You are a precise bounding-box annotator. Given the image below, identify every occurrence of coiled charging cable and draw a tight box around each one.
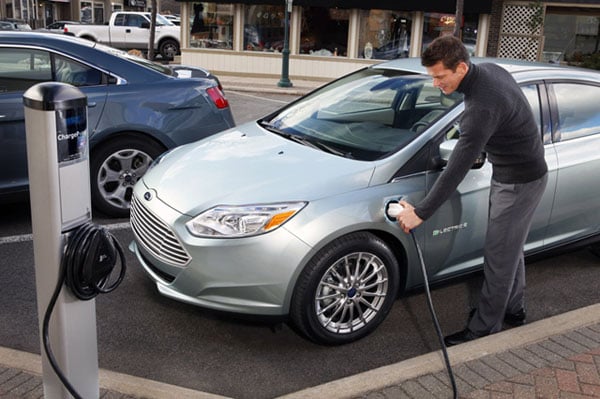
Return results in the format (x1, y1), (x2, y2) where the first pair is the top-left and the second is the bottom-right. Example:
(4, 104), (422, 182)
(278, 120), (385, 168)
(387, 202), (458, 399)
(42, 222), (126, 399)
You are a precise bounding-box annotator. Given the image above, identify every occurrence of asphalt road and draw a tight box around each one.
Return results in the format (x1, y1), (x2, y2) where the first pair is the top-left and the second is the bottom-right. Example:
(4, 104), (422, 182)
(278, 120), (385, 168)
(0, 91), (599, 399)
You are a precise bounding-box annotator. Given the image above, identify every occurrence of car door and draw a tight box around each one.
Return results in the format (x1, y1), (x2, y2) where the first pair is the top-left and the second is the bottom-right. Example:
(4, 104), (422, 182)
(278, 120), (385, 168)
(123, 14), (150, 49)
(420, 82), (557, 279)
(544, 80), (600, 244)
(0, 48), (53, 194)
(0, 47), (108, 195)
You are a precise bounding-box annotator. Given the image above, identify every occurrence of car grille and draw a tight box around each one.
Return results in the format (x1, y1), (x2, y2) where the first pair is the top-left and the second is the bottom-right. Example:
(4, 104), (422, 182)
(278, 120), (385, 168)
(130, 195), (191, 267)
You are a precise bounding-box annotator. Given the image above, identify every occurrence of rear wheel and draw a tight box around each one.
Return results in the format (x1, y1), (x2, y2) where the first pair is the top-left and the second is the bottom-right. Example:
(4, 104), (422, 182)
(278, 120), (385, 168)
(290, 232), (400, 345)
(90, 136), (165, 217)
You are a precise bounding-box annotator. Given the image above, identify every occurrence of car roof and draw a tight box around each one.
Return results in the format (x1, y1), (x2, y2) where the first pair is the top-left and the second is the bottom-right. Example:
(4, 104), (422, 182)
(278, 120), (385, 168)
(0, 31), (167, 83)
(372, 57), (600, 82)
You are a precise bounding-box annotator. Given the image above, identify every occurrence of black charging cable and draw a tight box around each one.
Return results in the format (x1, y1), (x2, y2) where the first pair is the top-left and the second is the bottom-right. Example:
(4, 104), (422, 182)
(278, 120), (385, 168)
(410, 229), (458, 399)
(42, 222), (126, 399)
(387, 202), (457, 399)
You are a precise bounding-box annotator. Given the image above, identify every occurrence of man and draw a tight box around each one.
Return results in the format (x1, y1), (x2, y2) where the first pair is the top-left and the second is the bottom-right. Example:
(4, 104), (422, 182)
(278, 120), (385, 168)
(397, 35), (548, 346)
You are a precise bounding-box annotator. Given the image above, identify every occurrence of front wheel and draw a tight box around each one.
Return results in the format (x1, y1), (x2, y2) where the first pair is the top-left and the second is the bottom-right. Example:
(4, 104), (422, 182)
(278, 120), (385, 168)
(159, 39), (179, 60)
(290, 232), (400, 345)
(90, 136), (165, 217)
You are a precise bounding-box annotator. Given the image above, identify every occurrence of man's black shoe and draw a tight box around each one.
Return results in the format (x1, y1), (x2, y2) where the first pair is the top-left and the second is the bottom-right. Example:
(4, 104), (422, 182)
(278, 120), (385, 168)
(443, 328), (485, 347)
(504, 309), (526, 326)
(468, 308), (526, 326)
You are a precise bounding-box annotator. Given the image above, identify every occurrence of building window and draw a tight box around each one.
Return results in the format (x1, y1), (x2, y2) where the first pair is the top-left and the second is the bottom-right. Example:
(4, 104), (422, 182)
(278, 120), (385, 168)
(94, 2), (104, 23)
(190, 2), (234, 50)
(112, 3), (123, 12)
(358, 10), (411, 60)
(80, 1), (92, 23)
(243, 5), (285, 52)
(300, 7), (349, 56)
(543, 9), (599, 64)
(79, 1), (105, 23)
(423, 12), (478, 55)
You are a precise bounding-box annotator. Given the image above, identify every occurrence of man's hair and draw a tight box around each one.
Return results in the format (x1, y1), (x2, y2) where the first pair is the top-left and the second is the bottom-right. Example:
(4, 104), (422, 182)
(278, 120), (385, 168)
(421, 35), (470, 70)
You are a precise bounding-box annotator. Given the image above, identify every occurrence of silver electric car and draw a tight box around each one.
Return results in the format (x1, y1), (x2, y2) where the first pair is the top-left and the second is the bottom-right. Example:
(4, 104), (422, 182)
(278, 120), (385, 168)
(130, 58), (600, 345)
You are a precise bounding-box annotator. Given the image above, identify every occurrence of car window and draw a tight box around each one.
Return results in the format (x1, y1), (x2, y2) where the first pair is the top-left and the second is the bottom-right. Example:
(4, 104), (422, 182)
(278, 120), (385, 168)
(126, 15), (145, 27)
(520, 84), (542, 137)
(263, 69), (462, 161)
(54, 55), (103, 87)
(552, 83), (600, 141)
(113, 14), (126, 26)
(0, 48), (51, 93)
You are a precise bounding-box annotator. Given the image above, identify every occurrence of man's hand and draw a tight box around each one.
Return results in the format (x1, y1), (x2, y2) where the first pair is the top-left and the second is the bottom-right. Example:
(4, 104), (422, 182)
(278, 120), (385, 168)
(397, 200), (423, 234)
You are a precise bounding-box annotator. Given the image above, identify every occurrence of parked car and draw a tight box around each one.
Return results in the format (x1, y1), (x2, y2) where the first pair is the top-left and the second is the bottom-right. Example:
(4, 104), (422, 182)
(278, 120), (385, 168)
(0, 19), (32, 31)
(163, 15), (181, 26)
(0, 31), (234, 217)
(36, 20), (81, 33)
(129, 58), (600, 345)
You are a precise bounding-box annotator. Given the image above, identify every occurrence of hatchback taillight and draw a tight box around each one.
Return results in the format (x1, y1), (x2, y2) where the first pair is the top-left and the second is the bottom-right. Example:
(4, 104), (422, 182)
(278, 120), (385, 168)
(206, 86), (229, 109)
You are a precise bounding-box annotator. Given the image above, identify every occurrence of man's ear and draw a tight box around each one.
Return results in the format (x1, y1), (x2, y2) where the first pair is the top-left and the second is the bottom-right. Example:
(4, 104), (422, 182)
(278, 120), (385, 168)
(456, 61), (469, 77)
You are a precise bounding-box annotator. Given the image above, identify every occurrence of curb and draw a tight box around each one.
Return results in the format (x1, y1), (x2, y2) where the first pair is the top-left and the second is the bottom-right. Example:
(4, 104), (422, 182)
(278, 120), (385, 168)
(0, 346), (229, 399)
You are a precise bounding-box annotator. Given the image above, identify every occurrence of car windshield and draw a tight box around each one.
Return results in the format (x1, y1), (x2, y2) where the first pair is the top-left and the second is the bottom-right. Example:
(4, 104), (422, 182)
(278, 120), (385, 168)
(261, 68), (463, 161)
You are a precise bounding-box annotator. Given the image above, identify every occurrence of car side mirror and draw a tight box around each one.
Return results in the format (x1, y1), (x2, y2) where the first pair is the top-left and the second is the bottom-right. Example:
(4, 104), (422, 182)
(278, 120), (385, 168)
(439, 139), (486, 169)
(141, 21), (150, 29)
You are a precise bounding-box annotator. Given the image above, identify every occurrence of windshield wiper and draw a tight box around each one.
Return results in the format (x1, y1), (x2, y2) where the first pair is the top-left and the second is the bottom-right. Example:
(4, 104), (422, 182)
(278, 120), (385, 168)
(259, 120), (353, 158)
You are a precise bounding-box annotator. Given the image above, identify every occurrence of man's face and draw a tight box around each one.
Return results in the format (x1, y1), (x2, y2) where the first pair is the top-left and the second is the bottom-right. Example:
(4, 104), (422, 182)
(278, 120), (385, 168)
(426, 61), (468, 95)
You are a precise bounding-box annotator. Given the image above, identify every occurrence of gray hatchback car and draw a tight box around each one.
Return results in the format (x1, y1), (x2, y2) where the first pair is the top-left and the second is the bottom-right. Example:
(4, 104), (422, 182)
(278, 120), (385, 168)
(130, 58), (600, 345)
(0, 31), (234, 216)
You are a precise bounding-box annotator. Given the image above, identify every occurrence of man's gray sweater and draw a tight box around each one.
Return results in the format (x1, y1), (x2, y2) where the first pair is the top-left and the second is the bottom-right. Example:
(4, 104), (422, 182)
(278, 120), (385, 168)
(414, 62), (548, 221)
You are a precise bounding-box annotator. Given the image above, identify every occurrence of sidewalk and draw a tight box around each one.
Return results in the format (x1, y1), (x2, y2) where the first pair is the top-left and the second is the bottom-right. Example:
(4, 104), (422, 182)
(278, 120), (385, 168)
(217, 74), (326, 96)
(2, 304), (600, 398)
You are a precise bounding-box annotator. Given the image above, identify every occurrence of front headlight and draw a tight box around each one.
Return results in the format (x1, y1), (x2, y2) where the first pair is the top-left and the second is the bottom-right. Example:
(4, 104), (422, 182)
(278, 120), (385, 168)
(186, 202), (307, 238)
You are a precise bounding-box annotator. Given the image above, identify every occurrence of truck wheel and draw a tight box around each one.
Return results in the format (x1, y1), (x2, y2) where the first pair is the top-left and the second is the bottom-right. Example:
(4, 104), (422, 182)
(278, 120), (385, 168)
(290, 232), (400, 345)
(90, 136), (165, 217)
(159, 39), (179, 60)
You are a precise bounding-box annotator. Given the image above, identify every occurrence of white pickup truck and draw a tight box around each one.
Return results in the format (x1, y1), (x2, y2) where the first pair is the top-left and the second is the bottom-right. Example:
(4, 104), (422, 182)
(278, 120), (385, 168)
(63, 12), (180, 59)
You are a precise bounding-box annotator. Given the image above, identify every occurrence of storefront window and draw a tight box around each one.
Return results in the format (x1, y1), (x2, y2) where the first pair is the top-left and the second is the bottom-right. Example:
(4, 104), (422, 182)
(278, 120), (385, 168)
(94, 2), (104, 24)
(80, 1), (92, 23)
(244, 5), (285, 52)
(543, 10), (599, 63)
(358, 10), (411, 60)
(190, 2), (233, 50)
(423, 12), (478, 55)
(300, 7), (349, 56)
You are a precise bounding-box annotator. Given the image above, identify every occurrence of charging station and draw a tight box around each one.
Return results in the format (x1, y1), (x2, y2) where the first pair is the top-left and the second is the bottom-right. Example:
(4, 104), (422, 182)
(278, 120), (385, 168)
(24, 82), (99, 398)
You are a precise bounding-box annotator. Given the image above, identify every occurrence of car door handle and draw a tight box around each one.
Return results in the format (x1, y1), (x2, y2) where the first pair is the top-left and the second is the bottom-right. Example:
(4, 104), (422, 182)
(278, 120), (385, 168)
(126, 29), (131, 33)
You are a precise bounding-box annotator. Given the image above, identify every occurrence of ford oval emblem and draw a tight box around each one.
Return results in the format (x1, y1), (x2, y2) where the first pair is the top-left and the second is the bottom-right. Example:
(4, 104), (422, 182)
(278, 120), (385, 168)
(144, 191), (153, 201)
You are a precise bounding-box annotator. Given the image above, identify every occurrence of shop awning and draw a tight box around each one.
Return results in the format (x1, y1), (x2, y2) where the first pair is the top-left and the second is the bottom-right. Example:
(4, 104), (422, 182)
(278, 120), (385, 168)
(176, 0), (493, 14)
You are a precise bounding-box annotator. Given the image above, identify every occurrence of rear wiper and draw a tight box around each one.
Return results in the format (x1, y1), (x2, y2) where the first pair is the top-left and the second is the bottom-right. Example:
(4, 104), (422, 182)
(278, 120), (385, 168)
(259, 120), (353, 158)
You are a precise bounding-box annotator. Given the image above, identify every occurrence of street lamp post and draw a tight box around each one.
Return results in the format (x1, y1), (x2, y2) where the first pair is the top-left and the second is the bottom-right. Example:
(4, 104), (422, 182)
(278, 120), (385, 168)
(278, 0), (293, 88)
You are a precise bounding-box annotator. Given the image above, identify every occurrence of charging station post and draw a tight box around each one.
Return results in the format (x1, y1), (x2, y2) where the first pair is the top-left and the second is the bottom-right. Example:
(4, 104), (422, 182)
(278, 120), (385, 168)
(24, 82), (99, 398)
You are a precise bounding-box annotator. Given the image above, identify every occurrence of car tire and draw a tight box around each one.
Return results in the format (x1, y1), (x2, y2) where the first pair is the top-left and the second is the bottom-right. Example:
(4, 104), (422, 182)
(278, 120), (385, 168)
(290, 232), (400, 345)
(159, 39), (179, 60)
(90, 136), (165, 217)
(590, 243), (600, 258)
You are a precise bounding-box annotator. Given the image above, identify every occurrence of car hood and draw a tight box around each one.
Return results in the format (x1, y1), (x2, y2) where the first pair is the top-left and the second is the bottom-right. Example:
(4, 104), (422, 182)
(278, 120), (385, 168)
(142, 124), (375, 215)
